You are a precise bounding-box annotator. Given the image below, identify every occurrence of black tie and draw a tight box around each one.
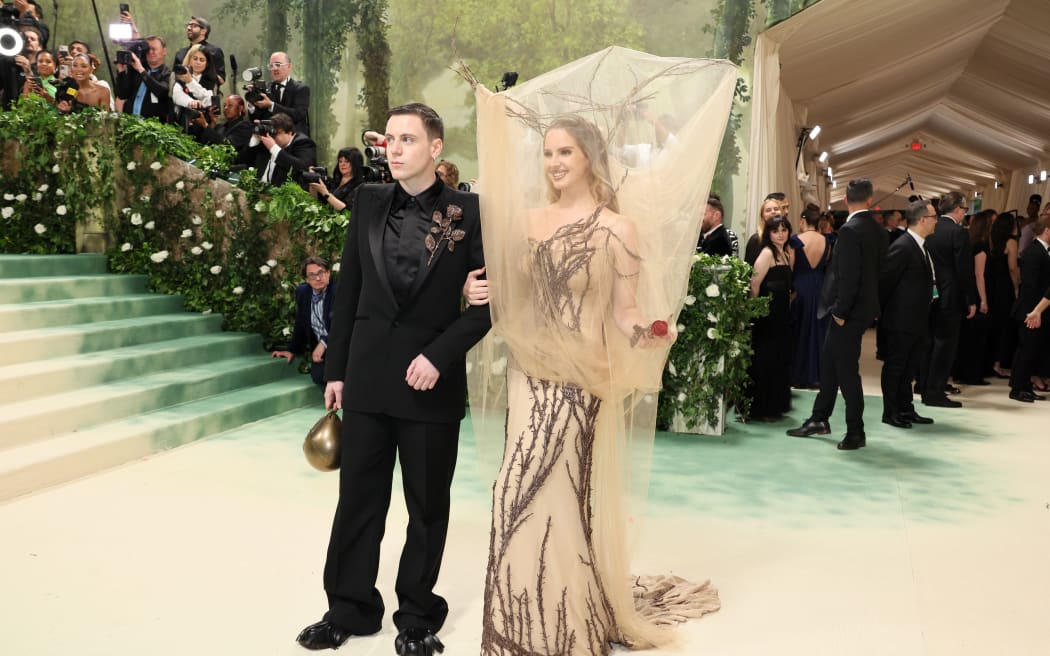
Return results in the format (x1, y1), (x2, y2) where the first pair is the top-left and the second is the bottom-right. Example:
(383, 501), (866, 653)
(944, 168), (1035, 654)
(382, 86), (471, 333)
(274, 83), (284, 103)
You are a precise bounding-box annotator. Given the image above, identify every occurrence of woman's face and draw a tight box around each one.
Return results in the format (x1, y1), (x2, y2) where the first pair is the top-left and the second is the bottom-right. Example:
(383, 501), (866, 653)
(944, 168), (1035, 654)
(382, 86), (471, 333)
(338, 156), (352, 177)
(189, 51), (207, 75)
(762, 200), (781, 222)
(543, 128), (590, 195)
(35, 52), (56, 77)
(70, 56), (92, 82)
(770, 225), (789, 246)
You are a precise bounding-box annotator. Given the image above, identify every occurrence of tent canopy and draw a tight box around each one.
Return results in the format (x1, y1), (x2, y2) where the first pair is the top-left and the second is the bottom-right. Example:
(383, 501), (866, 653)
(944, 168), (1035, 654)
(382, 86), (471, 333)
(748, 0), (1050, 228)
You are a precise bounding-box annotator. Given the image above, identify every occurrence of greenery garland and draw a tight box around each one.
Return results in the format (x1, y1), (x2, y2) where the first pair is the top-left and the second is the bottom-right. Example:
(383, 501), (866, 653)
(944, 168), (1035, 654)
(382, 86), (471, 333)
(657, 253), (769, 431)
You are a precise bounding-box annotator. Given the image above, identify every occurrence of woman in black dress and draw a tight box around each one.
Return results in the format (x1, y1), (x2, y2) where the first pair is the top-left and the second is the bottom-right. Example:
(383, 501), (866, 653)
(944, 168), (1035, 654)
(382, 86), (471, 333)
(985, 212), (1021, 377)
(308, 147), (364, 212)
(953, 210), (993, 385)
(747, 216), (794, 420)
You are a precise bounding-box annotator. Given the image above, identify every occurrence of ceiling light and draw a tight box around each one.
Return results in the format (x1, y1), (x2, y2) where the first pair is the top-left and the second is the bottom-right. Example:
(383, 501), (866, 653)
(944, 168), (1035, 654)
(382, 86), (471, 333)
(819, 151), (828, 163)
(827, 166), (833, 178)
(1042, 170), (1048, 182)
(808, 125), (821, 140)
(1029, 174), (1035, 184)
(832, 180), (837, 189)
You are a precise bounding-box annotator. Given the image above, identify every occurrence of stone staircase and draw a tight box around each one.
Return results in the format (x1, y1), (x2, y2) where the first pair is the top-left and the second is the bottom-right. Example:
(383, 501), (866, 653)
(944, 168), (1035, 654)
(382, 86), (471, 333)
(0, 254), (318, 501)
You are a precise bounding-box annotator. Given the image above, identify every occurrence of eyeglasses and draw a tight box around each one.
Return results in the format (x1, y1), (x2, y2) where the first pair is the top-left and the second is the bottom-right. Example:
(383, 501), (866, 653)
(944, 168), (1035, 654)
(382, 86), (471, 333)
(268, 62), (287, 69)
(306, 271), (329, 280)
(960, 206), (969, 212)
(186, 22), (201, 28)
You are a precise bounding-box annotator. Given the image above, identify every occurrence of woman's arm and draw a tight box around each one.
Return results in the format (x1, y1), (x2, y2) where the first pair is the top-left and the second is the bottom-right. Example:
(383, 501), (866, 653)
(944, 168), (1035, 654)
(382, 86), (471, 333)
(1007, 240), (1020, 294)
(608, 217), (672, 346)
(974, 250), (988, 313)
(750, 248), (772, 298)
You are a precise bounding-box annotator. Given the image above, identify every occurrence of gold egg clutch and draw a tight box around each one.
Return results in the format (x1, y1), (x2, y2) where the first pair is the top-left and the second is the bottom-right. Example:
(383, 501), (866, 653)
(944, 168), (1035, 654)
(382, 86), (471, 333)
(303, 409), (342, 471)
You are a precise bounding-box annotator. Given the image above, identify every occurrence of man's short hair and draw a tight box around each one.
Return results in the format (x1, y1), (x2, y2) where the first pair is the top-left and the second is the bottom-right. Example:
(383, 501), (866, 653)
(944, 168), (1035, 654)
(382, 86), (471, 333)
(765, 191), (786, 201)
(145, 35), (166, 48)
(271, 112), (295, 134)
(845, 178), (873, 204)
(1029, 194), (1042, 206)
(938, 191), (966, 215)
(706, 193), (724, 216)
(388, 102), (444, 141)
(302, 256), (330, 277)
(69, 39), (90, 52)
(800, 208), (820, 227)
(191, 16), (211, 38)
(905, 199), (929, 226)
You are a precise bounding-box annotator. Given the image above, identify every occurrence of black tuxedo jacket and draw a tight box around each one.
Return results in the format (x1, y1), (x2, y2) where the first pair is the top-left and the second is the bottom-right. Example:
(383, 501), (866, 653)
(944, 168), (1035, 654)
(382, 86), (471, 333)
(878, 232), (933, 335)
(926, 216), (977, 314)
(820, 210), (887, 324)
(116, 65), (173, 123)
(236, 133), (317, 187)
(195, 118), (253, 153)
(324, 182), (491, 423)
(1011, 239), (1050, 321)
(698, 224), (734, 257)
(284, 281), (337, 354)
(253, 79), (311, 136)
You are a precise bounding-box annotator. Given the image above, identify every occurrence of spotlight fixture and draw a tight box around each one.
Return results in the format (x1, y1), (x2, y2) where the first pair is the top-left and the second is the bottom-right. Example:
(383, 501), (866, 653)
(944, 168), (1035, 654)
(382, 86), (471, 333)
(827, 166), (833, 178)
(819, 151), (828, 163)
(808, 125), (821, 140)
(1042, 170), (1048, 182)
(1029, 174), (1035, 184)
(795, 126), (823, 167)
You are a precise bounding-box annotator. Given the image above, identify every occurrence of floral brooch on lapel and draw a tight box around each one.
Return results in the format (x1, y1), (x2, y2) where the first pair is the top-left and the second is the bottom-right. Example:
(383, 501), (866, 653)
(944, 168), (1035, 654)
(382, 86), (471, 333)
(425, 203), (466, 266)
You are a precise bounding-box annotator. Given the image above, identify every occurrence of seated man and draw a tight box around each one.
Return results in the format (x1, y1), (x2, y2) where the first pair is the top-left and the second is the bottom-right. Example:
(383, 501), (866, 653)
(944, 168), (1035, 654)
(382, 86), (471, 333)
(235, 112), (316, 187)
(191, 94), (252, 153)
(271, 257), (338, 386)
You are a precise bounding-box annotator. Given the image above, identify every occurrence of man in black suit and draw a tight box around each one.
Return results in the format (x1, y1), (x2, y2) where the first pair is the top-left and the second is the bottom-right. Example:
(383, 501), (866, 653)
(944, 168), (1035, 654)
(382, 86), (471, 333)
(877, 200), (938, 428)
(271, 257), (337, 386)
(235, 112), (316, 187)
(248, 51), (311, 136)
(190, 94), (253, 154)
(788, 178), (887, 450)
(115, 36), (172, 123)
(697, 193), (738, 257)
(173, 16), (226, 87)
(919, 191), (977, 408)
(1008, 216), (1050, 402)
(296, 103), (490, 655)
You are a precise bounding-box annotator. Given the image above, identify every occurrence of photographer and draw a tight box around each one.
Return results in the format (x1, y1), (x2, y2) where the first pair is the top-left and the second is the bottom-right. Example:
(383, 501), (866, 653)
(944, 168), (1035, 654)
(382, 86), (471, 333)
(12, 0), (48, 47)
(235, 112), (316, 187)
(172, 44), (219, 131)
(246, 51), (310, 136)
(115, 35), (171, 122)
(192, 94), (251, 153)
(308, 147), (363, 212)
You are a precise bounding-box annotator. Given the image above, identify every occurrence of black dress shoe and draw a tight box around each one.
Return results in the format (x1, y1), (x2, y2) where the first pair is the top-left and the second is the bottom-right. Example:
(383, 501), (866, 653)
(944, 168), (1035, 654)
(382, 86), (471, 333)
(944, 384), (962, 395)
(395, 628), (444, 655)
(923, 396), (962, 408)
(900, 411), (934, 425)
(837, 433), (866, 450)
(786, 418), (831, 437)
(882, 415), (912, 429)
(1010, 390), (1037, 403)
(297, 620), (352, 651)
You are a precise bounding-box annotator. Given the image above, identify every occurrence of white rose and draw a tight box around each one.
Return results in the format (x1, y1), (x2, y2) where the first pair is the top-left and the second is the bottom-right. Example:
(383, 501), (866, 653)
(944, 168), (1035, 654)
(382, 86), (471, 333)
(266, 259), (277, 268)
(707, 312), (718, 323)
(282, 327), (292, 337)
(1, 207), (13, 219)
(175, 180), (185, 190)
(126, 161), (137, 170)
(52, 164), (60, 173)
(3, 193), (13, 200)
(121, 242), (132, 252)
(202, 241), (213, 250)
(55, 189), (64, 196)
(232, 286), (244, 295)
(677, 323), (686, 333)
(181, 229), (193, 238)
(254, 201), (266, 212)
(729, 347), (740, 357)
(491, 357), (507, 376)
(210, 265), (222, 275)
(15, 194), (26, 202)
(139, 195), (150, 202)
(668, 361), (677, 376)
(150, 161), (162, 170)
(56, 205), (67, 216)
(149, 250), (169, 263)
(677, 392), (687, 402)
(130, 213), (142, 225)
(144, 221), (155, 230)
(332, 262), (340, 272)
(224, 193), (234, 203)
(259, 265), (271, 275)
(215, 209), (225, 218)
(705, 283), (720, 298)
(122, 207), (131, 215)
(692, 253), (702, 263)
(684, 295), (696, 306)
(33, 192), (42, 201)
(190, 246), (203, 255)
(191, 215), (202, 225)
(707, 328), (719, 340)
(38, 184), (49, 192)
(33, 223), (47, 234)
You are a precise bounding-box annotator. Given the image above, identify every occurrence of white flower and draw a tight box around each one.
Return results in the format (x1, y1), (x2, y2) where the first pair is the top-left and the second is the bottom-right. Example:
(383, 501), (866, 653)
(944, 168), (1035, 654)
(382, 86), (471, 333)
(33, 192), (42, 201)
(259, 264), (271, 275)
(254, 201), (266, 212)
(232, 286), (244, 295)
(683, 295), (696, 306)
(282, 327), (292, 337)
(149, 250), (169, 263)
(332, 262), (340, 273)
(56, 205), (67, 216)
(224, 193), (234, 203)
(144, 221), (155, 230)
(692, 253), (702, 263)
(191, 215), (202, 225)
(677, 323), (686, 333)
(52, 164), (60, 173)
(1, 207), (13, 219)
(705, 283), (720, 298)
(266, 259), (277, 268)
(668, 361), (677, 376)
(121, 242), (132, 252)
(175, 180), (185, 190)
(38, 184), (49, 192)
(707, 328), (719, 340)
(190, 246), (203, 255)
(122, 207), (131, 215)
(139, 195), (150, 202)
(3, 193), (13, 200)
(729, 347), (740, 357)
(130, 213), (143, 225)
(707, 312), (718, 323)
(33, 223), (47, 234)
(126, 161), (137, 170)
(280, 281), (290, 289)
(215, 209), (225, 218)
(201, 241), (213, 250)
(677, 392), (687, 402)
(181, 229), (193, 238)
(491, 357), (507, 376)
(210, 265), (222, 275)
(202, 309), (212, 315)
(55, 189), (64, 196)
(150, 161), (162, 170)
(15, 193), (26, 202)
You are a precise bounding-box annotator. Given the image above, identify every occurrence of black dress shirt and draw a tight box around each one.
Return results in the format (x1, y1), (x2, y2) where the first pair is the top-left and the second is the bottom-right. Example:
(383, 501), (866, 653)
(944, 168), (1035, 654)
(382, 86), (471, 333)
(383, 176), (445, 305)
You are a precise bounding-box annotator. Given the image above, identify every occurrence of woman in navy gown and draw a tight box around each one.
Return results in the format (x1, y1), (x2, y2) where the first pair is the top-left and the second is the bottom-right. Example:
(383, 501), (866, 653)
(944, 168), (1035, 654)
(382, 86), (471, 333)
(789, 209), (831, 389)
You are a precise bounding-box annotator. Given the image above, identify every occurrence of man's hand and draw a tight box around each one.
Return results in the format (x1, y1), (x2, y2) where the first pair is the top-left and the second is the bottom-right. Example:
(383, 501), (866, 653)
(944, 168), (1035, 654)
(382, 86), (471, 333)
(1025, 311), (1042, 330)
(258, 133), (277, 150)
(13, 55), (30, 72)
(130, 52), (145, 74)
(966, 304), (977, 320)
(833, 315), (845, 327)
(312, 342), (326, 363)
(324, 381), (344, 410)
(405, 354), (440, 391)
(271, 350), (294, 363)
(463, 267), (488, 305)
(255, 93), (273, 109)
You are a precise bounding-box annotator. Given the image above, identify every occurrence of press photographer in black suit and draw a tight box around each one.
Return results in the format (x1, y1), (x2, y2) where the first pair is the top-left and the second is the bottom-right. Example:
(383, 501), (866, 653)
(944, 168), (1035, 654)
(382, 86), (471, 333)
(878, 200), (938, 428)
(190, 94), (252, 154)
(248, 51), (310, 137)
(1008, 215), (1050, 402)
(235, 112), (316, 187)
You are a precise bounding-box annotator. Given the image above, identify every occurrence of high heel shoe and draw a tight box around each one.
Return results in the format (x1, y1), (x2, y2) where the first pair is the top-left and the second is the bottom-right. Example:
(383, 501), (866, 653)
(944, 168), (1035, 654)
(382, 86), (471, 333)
(991, 365), (1010, 379)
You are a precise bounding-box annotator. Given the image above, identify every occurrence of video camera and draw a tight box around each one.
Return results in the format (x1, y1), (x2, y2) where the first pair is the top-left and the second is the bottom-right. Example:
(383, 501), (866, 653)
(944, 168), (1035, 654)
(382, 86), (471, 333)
(182, 94), (216, 121)
(302, 167), (327, 184)
(361, 143), (392, 184)
(241, 67), (267, 103)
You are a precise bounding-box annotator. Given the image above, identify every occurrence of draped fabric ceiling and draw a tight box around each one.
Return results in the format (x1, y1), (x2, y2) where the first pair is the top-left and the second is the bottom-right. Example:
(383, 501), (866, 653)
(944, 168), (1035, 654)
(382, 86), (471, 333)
(746, 0), (1050, 236)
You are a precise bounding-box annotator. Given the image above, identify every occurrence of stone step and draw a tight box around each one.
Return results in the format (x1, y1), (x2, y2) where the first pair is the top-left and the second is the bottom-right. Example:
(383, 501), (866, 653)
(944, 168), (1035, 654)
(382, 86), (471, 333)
(0, 313), (224, 367)
(0, 354), (294, 447)
(0, 294), (186, 333)
(0, 378), (320, 501)
(0, 274), (148, 304)
(0, 254), (108, 278)
(0, 333), (264, 403)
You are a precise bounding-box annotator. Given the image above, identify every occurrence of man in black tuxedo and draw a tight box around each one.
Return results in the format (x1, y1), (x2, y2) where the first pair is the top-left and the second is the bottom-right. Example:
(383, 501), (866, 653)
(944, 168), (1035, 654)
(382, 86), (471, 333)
(1008, 216), (1050, 402)
(919, 191), (977, 408)
(235, 112), (316, 187)
(877, 200), (938, 428)
(271, 257), (337, 386)
(248, 51), (311, 136)
(788, 178), (887, 450)
(697, 193), (738, 256)
(296, 103), (490, 655)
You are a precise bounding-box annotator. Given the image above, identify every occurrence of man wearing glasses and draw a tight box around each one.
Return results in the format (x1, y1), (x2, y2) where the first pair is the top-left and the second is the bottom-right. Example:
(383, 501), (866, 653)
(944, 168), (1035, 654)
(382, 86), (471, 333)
(173, 16), (226, 87)
(272, 257), (338, 386)
(249, 51), (311, 137)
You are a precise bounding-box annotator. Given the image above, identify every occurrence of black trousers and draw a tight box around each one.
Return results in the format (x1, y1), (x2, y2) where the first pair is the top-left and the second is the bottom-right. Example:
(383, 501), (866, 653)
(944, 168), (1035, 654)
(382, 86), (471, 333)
(811, 319), (867, 434)
(1010, 321), (1048, 393)
(921, 301), (962, 400)
(323, 411), (460, 634)
(880, 329), (924, 418)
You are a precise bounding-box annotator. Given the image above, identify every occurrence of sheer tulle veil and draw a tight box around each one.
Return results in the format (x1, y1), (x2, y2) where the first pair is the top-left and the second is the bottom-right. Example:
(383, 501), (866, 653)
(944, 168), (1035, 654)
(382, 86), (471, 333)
(463, 47), (737, 646)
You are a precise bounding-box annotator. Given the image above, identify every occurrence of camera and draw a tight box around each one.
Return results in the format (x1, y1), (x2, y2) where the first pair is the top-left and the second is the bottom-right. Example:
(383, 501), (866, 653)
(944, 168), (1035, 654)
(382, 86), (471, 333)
(115, 38), (149, 66)
(253, 120), (275, 137)
(458, 182), (472, 192)
(360, 136), (391, 183)
(172, 63), (188, 76)
(302, 167), (327, 184)
(241, 66), (266, 103)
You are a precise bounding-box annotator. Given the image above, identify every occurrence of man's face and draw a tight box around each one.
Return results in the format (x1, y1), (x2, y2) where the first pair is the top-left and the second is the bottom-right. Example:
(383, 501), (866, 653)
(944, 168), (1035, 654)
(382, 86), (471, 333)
(304, 264), (329, 292)
(269, 53), (291, 83)
(886, 211), (900, 229)
(917, 204), (937, 237)
(274, 129), (294, 148)
(385, 114), (441, 185)
(223, 98), (244, 121)
(146, 39), (166, 69)
(69, 42), (88, 57)
(186, 19), (204, 43)
(20, 29), (41, 53)
(702, 204), (720, 231)
(778, 200), (789, 217)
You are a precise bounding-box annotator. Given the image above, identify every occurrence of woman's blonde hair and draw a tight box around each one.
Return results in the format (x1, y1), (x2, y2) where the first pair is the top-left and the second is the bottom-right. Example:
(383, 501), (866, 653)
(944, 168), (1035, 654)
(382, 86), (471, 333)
(182, 44), (206, 68)
(544, 115), (619, 213)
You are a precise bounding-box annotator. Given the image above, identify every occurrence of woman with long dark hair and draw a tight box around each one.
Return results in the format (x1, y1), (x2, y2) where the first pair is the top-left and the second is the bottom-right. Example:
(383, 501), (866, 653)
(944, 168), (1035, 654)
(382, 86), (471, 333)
(747, 215), (795, 419)
(952, 209), (993, 385)
(986, 212), (1021, 378)
(308, 147), (363, 212)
